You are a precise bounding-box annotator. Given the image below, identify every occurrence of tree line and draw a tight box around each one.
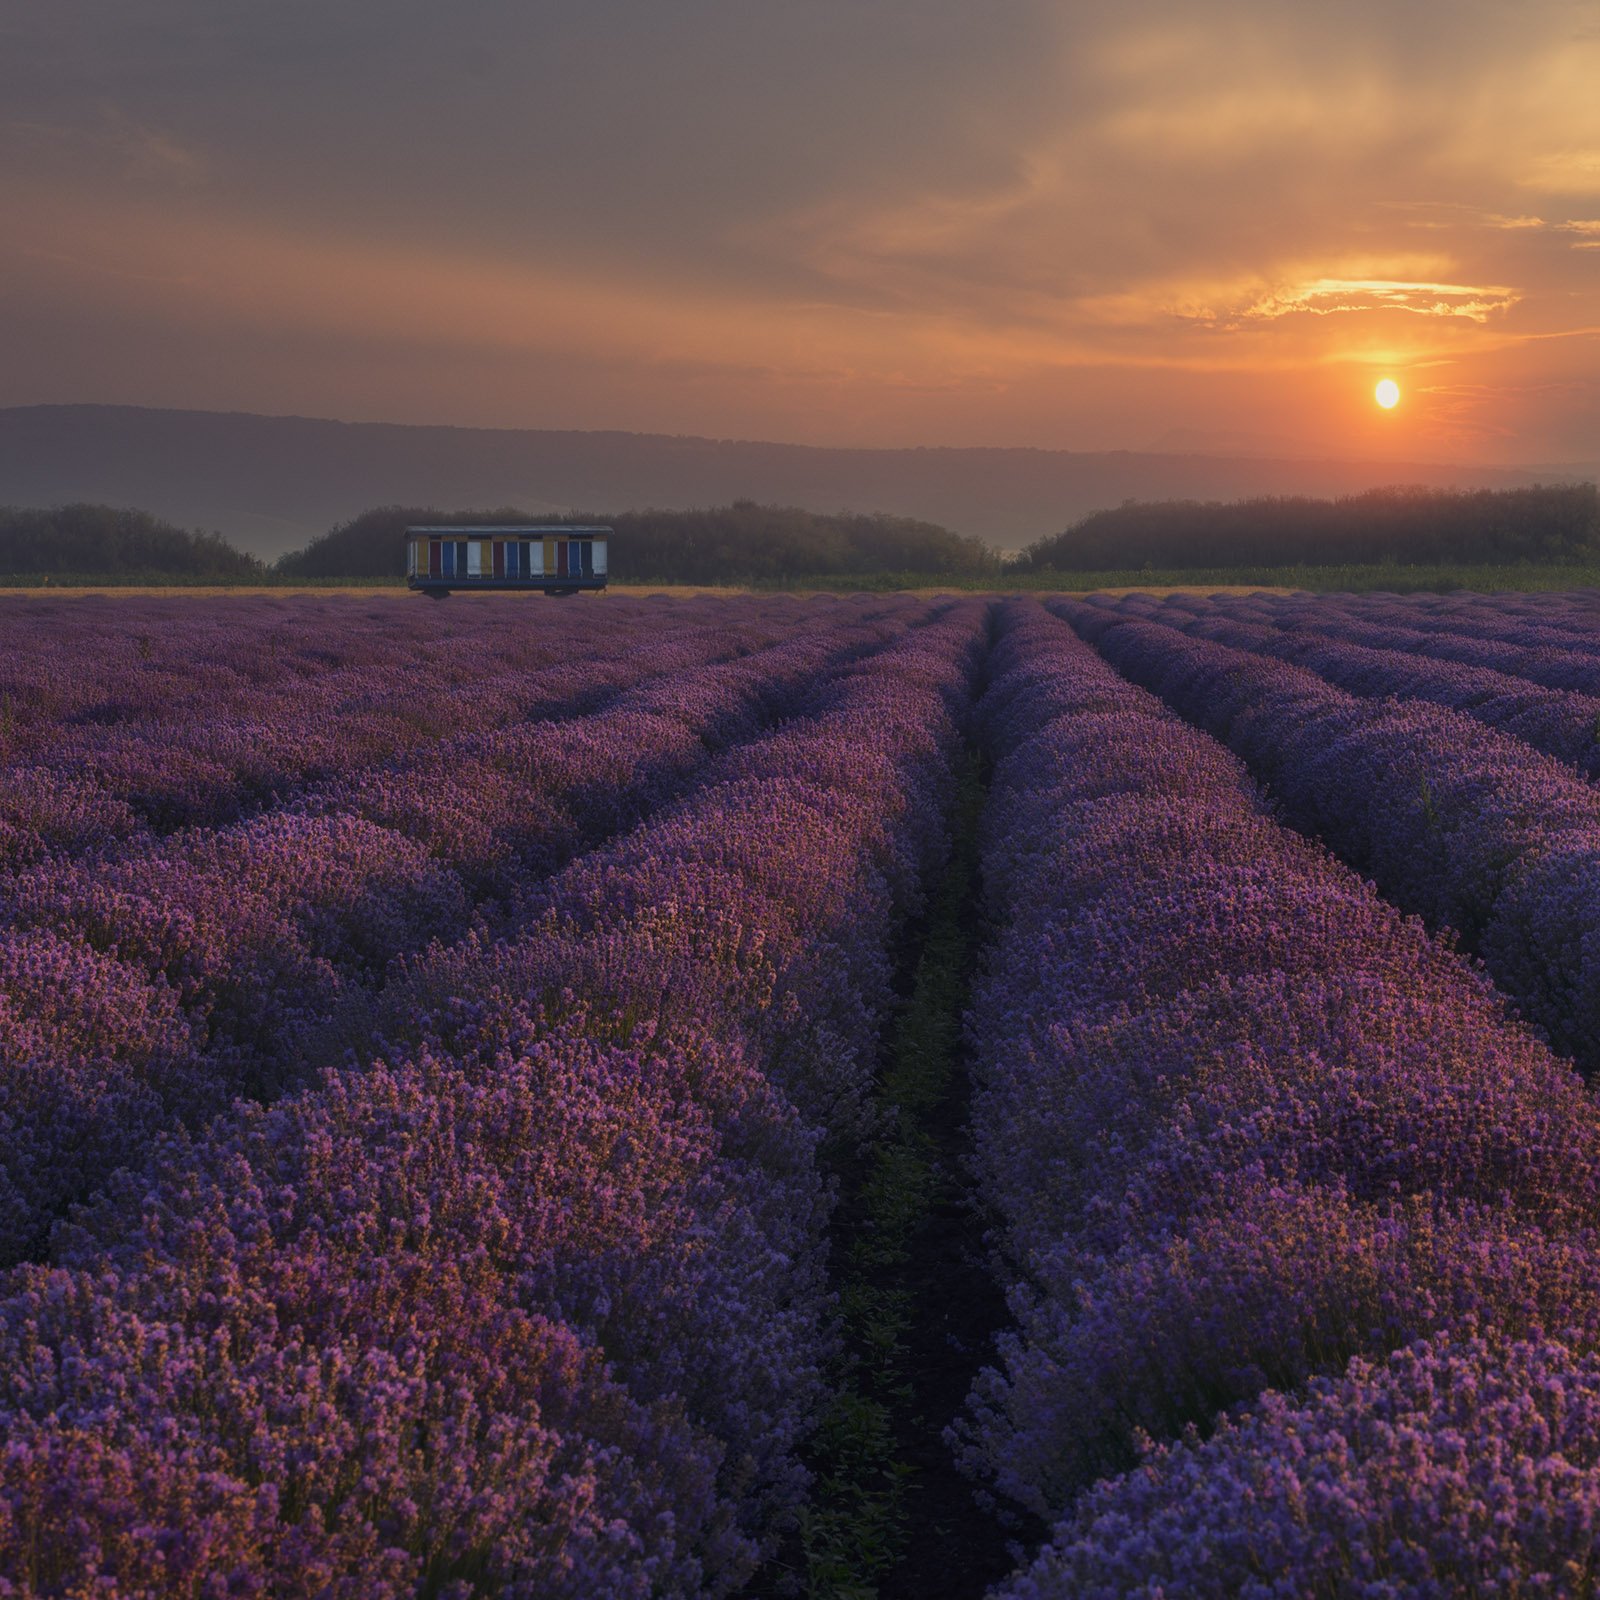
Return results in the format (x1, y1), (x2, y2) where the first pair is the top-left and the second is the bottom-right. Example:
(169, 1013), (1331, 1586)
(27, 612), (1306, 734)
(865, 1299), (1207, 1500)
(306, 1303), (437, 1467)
(274, 500), (1002, 581)
(1017, 483), (1600, 571)
(0, 505), (263, 579)
(4, 483), (1599, 581)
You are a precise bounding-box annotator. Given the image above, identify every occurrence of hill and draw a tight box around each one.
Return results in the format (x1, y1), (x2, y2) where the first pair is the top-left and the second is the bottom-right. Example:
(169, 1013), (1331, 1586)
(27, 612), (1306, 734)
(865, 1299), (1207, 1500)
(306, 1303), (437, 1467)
(277, 501), (998, 582)
(0, 404), (1580, 562)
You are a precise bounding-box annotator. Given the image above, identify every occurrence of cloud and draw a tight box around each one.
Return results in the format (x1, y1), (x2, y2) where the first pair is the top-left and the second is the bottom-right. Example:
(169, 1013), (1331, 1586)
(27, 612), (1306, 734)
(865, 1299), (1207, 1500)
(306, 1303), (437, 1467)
(1233, 278), (1522, 324)
(113, 115), (209, 184)
(1523, 150), (1600, 194)
(1387, 203), (1600, 248)
(6, 108), (209, 186)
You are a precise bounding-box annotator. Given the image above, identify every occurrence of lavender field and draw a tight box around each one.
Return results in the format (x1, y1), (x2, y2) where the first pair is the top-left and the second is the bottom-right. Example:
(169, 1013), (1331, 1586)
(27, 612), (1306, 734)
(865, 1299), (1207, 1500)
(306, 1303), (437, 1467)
(8, 588), (1600, 1597)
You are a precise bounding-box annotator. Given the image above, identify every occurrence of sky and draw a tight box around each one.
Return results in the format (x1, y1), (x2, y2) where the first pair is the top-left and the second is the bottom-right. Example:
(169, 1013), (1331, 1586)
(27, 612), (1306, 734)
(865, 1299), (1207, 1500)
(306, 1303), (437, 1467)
(3, 0), (1598, 465)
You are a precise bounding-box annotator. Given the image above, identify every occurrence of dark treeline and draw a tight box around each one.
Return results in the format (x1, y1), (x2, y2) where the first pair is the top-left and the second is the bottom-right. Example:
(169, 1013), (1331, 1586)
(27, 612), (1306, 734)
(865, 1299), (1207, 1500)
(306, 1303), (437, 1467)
(276, 500), (1001, 581)
(10, 483), (1600, 583)
(0, 504), (264, 578)
(1019, 483), (1600, 570)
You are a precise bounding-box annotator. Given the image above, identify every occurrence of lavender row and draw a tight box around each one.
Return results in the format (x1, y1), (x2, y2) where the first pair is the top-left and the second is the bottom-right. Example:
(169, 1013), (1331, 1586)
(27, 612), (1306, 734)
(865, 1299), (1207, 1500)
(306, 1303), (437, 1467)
(365, 601), (983, 1144)
(0, 593), (730, 744)
(1093, 590), (1600, 780)
(1096, 585), (1600, 658)
(0, 605), (925, 1268)
(321, 600), (925, 909)
(0, 595), (614, 831)
(1279, 594), (1600, 699)
(1308, 588), (1600, 654)
(1008, 1334), (1600, 1599)
(1059, 595), (1600, 1073)
(0, 603), (983, 1596)
(963, 601), (1600, 1596)
(0, 596), (847, 862)
(1111, 586), (1600, 699)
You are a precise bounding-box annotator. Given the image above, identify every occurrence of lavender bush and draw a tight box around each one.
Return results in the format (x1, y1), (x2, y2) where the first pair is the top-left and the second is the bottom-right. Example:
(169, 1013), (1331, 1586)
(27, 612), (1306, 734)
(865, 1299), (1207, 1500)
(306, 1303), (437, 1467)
(0, 600), (927, 1264)
(1160, 597), (1600, 779)
(0, 595), (984, 1594)
(16, 586), (1600, 1596)
(1059, 595), (1600, 1070)
(1000, 1334), (1600, 1599)
(963, 599), (1600, 1597)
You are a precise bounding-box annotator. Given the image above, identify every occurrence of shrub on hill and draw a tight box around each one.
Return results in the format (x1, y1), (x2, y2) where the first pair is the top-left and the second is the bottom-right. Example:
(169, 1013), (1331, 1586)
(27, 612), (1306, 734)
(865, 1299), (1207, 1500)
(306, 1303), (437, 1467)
(0, 505), (263, 578)
(1018, 483), (1600, 571)
(276, 500), (1002, 581)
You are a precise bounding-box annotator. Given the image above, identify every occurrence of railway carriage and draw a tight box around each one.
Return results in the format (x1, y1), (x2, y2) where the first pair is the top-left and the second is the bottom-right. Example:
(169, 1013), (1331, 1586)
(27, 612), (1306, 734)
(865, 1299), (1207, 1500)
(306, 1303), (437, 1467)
(406, 524), (610, 596)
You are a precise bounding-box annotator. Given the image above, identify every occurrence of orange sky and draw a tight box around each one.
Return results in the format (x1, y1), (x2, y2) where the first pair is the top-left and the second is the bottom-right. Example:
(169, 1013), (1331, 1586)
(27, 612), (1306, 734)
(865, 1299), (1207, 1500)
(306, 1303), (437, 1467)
(3, 1), (1598, 464)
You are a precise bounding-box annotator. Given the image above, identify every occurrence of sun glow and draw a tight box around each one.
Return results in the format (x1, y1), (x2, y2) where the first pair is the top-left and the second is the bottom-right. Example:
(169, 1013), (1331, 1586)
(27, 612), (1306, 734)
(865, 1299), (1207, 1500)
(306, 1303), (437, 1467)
(1375, 377), (1401, 409)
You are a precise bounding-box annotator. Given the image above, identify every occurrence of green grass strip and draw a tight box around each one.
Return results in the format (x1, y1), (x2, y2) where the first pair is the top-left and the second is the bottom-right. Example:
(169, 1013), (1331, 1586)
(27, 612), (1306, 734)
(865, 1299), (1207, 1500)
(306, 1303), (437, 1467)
(784, 751), (991, 1599)
(752, 562), (1600, 594)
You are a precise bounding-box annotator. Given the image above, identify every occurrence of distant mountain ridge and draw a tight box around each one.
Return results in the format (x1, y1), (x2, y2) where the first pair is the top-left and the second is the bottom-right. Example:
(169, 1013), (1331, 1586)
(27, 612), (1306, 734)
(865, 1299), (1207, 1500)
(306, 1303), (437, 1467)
(0, 403), (1581, 561)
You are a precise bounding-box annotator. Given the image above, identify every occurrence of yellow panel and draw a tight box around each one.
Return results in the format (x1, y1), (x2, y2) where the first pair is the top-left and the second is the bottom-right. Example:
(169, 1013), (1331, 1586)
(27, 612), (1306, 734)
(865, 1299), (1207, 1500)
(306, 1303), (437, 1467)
(544, 538), (556, 578)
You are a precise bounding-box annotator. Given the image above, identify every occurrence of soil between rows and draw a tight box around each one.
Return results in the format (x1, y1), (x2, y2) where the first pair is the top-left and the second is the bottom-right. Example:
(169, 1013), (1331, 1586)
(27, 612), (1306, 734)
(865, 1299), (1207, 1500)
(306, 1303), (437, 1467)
(768, 747), (1029, 1599)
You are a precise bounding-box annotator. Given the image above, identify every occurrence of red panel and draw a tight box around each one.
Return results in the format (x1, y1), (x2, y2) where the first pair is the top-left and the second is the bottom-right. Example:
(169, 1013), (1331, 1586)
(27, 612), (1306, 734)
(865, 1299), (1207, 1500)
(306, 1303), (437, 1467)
(429, 540), (441, 577)
(493, 540), (505, 577)
(557, 541), (569, 577)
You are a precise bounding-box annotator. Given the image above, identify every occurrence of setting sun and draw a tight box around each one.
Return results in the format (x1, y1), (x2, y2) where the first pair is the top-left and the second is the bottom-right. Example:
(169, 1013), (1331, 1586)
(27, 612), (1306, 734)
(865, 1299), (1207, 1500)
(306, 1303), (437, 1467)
(1375, 378), (1401, 409)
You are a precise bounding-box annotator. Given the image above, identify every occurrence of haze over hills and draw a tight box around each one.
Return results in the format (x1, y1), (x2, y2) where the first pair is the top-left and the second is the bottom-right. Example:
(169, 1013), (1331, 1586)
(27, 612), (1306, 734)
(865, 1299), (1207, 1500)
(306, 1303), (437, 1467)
(0, 404), (1589, 562)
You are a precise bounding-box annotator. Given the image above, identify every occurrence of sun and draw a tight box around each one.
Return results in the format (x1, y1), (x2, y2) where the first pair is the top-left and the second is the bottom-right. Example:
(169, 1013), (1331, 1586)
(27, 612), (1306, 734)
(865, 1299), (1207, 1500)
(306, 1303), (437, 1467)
(1375, 378), (1401, 409)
